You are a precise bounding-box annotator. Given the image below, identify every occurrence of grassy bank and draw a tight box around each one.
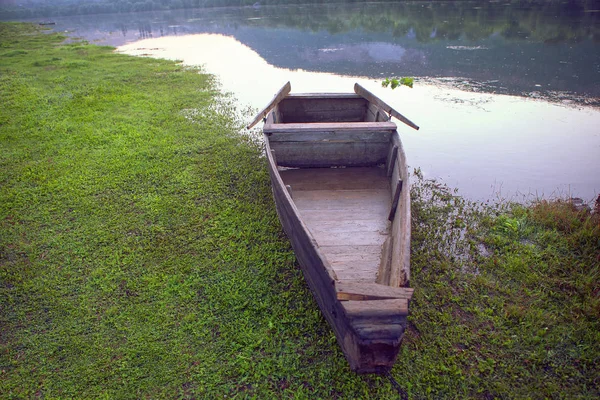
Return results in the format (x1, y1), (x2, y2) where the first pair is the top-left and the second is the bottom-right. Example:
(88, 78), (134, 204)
(1, 23), (598, 398)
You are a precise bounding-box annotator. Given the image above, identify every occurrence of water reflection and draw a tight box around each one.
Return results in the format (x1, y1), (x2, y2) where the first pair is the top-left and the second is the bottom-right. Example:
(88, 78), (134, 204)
(118, 34), (600, 202)
(33, 1), (600, 103)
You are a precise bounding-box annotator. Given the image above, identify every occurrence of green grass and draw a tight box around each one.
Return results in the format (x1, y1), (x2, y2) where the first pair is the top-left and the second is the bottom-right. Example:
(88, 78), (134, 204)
(1, 22), (599, 398)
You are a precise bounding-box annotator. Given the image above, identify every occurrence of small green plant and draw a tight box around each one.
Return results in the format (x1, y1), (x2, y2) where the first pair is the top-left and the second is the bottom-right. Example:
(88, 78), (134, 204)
(382, 77), (414, 89)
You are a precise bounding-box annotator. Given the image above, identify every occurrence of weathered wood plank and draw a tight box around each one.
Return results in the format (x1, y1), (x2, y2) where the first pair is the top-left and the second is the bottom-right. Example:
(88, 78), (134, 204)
(284, 93), (363, 99)
(264, 121), (397, 134)
(376, 105), (391, 122)
(354, 83), (420, 130)
(270, 149), (277, 166)
(351, 322), (405, 341)
(388, 179), (403, 221)
(269, 141), (389, 168)
(304, 219), (388, 235)
(280, 167), (389, 191)
(365, 103), (391, 123)
(309, 229), (387, 247)
(365, 103), (377, 122)
(300, 209), (388, 223)
(268, 130), (392, 143)
(336, 282), (414, 301)
(329, 260), (380, 283)
(342, 299), (409, 317)
(321, 244), (383, 284)
(279, 97), (368, 123)
(386, 145), (398, 177)
(319, 245), (382, 263)
(335, 272), (378, 282)
(329, 260), (380, 273)
(292, 189), (390, 212)
(247, 81), (291, 129)
(388, 133), (411, 287)
(376, 237), (392, 285)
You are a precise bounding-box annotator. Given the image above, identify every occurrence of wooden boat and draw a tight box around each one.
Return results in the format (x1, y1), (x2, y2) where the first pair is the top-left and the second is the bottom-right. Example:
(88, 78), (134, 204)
(248, 82), (419, 373)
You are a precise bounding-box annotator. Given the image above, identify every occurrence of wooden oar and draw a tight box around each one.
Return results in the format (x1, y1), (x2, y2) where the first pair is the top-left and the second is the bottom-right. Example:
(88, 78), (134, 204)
(246, 81), (291, 129)
(354, 83), (420, 131)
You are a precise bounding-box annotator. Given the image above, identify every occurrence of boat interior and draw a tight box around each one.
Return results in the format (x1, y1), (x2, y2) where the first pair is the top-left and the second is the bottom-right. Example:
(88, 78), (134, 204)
(265, 94), (410, 287)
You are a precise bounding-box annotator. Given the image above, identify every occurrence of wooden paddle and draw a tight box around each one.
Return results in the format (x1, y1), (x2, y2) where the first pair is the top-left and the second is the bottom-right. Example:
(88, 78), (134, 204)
(246, 81), (291, 129)
(354, 83), (420, 130)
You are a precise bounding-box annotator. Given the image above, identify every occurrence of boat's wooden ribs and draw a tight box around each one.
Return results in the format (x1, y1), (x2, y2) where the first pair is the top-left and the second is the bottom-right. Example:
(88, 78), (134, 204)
(386, 145), (398, 177)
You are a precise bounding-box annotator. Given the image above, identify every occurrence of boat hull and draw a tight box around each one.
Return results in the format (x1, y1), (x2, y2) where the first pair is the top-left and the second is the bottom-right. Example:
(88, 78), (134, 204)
(258, 88), (415, 373)
(264, 134), (411, 373)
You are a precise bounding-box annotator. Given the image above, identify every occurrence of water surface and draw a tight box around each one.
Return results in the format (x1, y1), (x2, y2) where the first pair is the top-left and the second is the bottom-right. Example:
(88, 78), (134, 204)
(119, 34), (600, 202)
(36, 1), (600, 103)
(20, 1), (600, 201)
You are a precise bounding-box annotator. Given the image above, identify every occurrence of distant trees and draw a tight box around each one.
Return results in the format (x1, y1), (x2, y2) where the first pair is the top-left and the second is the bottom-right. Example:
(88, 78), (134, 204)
(1, 0), (598, 47)
(4, 0), (361, 20)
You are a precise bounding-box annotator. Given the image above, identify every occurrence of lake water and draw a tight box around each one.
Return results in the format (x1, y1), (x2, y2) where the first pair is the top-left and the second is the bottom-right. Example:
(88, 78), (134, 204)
(29, 1), (600, 201)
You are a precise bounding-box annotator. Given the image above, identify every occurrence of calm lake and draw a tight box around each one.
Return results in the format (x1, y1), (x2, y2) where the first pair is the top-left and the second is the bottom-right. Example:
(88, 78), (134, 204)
(22, 1), (600, 201)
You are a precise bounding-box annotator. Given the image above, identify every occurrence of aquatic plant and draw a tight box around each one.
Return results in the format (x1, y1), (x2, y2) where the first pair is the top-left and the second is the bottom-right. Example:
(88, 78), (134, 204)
(382, 77), (414, 89)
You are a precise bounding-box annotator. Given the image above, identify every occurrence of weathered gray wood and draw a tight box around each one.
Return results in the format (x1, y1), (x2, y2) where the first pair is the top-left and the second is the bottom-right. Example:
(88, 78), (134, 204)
(365, 104), (376, 122)
(264, 121), (395, 168)
(274, 107), (282, 124)
(388, 133), (411, 287)
(321, 245), (383, 283)
(342, 299), (409, 317)
(328, 261), (379, 282)
(386, 145), (398, 177)
(388, 179), (403, 221)
(270, 149), (277, 166)
(354, 83), (420, 130)
(284, 167), (390, 281)
(262, 90), (412, 374)
(300, 209), (387, 224)
(304, 218), (387, 235)
(365, 103), (377, 122)
(284, 93), (363, 99)
(278, 97), (368, 123)
(310, 229), (386, 247)
(264, 121), (397, 134)
(319, 245), (382, 262)
(247, 81), (291, 129)
(269, 141), (389, 168)
(336, 282), (414, 301)
(280, 167), (389, 191)
(376, 237), (392, 285)
(292, 189), (390, 212)
(365, 103), (390, 123)
(268, 130), (392, 143)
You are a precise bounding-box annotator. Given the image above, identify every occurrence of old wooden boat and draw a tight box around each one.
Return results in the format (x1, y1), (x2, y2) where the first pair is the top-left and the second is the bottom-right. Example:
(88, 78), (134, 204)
(248, 82), (419, 373)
